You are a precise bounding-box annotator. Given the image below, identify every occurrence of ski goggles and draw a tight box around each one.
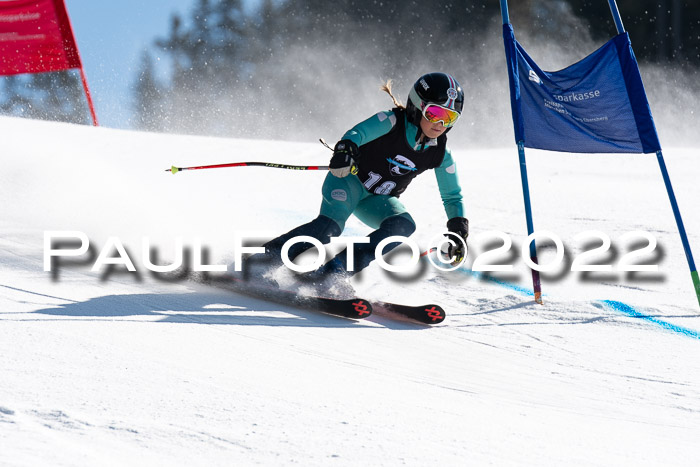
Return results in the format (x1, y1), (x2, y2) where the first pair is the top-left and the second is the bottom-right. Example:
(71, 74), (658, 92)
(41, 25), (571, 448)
(422, 104), (460, 127)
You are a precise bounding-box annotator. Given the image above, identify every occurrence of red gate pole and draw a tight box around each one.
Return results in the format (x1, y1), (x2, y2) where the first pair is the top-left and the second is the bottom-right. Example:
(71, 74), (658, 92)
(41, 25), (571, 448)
(79, 66), (99, 126)
(58, 0), (99, 126)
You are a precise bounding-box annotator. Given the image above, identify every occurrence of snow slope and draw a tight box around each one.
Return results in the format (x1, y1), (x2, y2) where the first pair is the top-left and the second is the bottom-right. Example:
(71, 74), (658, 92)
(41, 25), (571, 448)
(1, 115), (699, 466)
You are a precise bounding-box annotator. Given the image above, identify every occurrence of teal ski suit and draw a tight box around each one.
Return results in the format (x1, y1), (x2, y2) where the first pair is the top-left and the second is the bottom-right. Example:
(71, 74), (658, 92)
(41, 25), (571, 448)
(262, 107), (466, 275)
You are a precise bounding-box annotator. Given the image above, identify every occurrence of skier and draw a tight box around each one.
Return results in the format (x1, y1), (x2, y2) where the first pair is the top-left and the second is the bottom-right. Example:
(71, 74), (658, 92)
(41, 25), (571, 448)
(248, 72), (470, 293)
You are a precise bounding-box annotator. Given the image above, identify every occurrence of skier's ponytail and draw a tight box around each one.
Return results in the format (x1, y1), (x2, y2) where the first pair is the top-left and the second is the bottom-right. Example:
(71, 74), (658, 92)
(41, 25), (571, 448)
(381, 80), (405, 110)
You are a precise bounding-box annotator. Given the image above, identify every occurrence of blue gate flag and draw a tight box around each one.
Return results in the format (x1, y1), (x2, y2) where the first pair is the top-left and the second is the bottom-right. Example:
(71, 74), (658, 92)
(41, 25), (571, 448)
(503, 24), (661, 153)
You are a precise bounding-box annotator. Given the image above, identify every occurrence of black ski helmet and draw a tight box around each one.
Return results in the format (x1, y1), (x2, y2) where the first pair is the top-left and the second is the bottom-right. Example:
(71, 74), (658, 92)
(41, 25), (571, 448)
(406, 72), (464, 130)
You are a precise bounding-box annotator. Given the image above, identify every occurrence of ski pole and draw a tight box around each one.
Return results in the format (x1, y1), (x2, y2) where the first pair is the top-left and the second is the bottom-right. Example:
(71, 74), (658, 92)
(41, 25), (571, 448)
(168, 139), (338, 174)
(166, 161), (329, 174)
(421, 247), (437, 257)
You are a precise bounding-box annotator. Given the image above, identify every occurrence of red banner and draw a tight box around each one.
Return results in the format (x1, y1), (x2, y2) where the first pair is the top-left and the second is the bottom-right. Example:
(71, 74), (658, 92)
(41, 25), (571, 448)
(0, 0), (81, 75)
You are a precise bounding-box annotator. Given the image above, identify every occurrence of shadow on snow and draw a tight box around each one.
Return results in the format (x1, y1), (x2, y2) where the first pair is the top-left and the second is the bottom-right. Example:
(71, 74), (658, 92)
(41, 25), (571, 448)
(28, 287), (428, 330)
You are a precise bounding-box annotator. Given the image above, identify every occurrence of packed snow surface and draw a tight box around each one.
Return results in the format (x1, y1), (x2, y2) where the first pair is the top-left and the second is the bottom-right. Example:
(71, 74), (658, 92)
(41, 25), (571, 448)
(1, 116), (699, 466)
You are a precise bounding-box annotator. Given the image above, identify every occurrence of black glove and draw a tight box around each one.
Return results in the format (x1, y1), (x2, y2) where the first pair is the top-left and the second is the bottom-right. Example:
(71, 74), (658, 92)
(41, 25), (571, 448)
(329, 139), (360, 178)
(445, 217), (469, 264)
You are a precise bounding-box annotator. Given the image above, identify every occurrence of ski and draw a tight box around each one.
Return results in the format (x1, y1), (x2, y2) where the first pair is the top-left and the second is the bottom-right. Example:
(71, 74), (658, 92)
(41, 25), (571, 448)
(372, 301), (445, 324)
(297, 295), (372, 319)
(191, 272), (443, 323)
(210, 274), (373, 320)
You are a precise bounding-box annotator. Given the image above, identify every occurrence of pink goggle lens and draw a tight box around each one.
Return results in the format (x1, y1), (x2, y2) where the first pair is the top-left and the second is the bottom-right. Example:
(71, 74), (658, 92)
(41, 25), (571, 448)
(423, 105), (460, 127)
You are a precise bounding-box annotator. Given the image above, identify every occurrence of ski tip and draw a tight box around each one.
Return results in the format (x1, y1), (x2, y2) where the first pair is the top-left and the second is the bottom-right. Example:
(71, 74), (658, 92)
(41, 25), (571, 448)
(375, 302), (445, 325)
(423, 305), (446, 324)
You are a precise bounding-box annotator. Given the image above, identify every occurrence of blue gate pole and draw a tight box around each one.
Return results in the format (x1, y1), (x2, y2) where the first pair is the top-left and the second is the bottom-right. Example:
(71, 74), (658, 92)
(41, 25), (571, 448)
(518, 142), (543, 304)
(501, 0), (543, 304)
(656, 151), (700, 306)
(607, 0), (625, 34)
(608, 0), (699, 307)
(500, 0), (510, 24)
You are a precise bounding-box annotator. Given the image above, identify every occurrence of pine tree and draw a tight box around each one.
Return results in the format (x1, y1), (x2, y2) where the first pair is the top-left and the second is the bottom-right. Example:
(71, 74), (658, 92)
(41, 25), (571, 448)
(0, 71), (88, 124)
(133, 51), (164, 131)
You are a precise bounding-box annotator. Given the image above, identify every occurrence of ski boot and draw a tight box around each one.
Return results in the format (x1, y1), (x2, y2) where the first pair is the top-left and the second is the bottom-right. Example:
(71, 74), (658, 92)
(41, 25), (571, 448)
(301, 257), (356, 299)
